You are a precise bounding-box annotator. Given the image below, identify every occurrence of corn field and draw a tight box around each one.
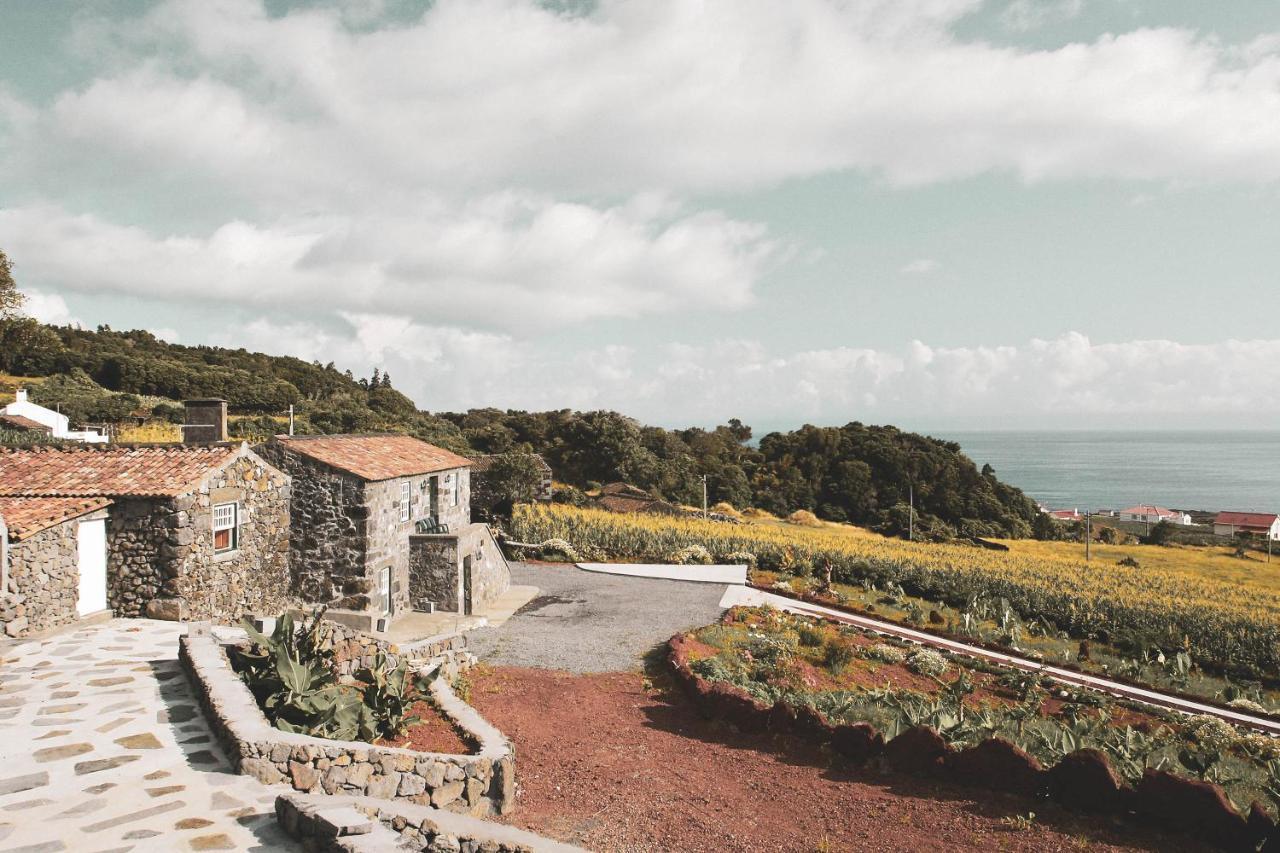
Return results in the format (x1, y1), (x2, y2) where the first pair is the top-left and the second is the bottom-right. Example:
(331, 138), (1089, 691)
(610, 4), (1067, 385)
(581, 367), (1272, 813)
(512, 504), (1280, 679)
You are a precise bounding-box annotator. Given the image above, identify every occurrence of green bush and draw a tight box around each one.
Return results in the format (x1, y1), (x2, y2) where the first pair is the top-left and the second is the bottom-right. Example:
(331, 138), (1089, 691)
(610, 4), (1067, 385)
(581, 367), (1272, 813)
(823, 638), (857, 674)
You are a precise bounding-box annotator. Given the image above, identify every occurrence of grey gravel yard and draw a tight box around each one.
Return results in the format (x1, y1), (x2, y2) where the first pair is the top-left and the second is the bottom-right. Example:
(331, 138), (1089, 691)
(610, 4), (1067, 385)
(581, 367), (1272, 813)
(466, 561), (727, 673)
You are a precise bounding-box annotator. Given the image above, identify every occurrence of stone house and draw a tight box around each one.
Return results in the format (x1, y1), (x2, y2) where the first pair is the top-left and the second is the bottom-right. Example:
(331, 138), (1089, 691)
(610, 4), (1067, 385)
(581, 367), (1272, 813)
(260, 434), (510, 631)
(0, 496), (111, 637)
(0, 443), (291, 630)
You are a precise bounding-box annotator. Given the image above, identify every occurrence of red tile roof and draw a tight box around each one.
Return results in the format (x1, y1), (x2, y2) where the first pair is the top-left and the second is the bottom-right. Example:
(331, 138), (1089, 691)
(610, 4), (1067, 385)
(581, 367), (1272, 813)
(1118, 504), (1180, 517)
(1215, 511), (1279, 529)
(274, 434), (471, 482)
(0, 444), (242, 498)
(0, 413), (51, 433)
(0, 496), (112, 541)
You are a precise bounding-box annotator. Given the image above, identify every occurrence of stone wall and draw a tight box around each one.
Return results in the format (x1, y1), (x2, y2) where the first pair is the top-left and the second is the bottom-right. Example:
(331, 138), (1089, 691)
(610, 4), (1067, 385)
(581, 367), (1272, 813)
(257, 444), (371, 610)
(108, 497), (173, 617)
(408, 535), (459, 612)
(179, 453), (292, 623)
(366, 467), (470, 618)
(408, 525), (510, 615)
(113, 451), (292, 625)
(180, 631), (514, 817)
(276, 793), (582, 852)
(1, 515), (89, 636)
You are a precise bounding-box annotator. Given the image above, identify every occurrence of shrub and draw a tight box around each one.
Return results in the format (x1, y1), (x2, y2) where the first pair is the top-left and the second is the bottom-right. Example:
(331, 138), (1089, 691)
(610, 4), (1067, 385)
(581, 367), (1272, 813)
(1226, 697), (1269, 715)
(823, 638), (857, 673)
(722, 550), (757, 567)
(711, 501), (742, 518)
(865, 643), (907, 664)
(669, 544), (713, 565)
(787, 509), (822, 527)
(538, 538), (580, 562)
(1117, 556), (1140, 568)
(797, 624), (826, 647)
(906, 648), (949, 678)
(741, 507), (776, 520)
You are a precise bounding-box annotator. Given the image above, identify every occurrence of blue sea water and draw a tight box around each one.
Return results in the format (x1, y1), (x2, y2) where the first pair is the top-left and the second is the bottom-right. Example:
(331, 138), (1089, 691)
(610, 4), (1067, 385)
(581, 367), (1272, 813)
(935, 431), (1280, 514)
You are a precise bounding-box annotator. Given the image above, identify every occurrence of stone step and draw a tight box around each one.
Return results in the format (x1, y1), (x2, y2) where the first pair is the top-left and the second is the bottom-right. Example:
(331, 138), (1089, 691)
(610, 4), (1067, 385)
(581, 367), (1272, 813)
(337, 821), (404, 851)
(312, 804), (376, 837)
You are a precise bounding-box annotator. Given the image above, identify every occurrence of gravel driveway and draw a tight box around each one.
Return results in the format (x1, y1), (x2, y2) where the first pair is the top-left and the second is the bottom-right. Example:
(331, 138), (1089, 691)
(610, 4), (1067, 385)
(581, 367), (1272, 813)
(467, 562), (726, 673)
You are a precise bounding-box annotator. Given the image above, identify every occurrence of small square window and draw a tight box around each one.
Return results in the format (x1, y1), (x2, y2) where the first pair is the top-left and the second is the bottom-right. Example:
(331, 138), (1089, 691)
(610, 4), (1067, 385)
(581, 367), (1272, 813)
(213, 502), (238, 553)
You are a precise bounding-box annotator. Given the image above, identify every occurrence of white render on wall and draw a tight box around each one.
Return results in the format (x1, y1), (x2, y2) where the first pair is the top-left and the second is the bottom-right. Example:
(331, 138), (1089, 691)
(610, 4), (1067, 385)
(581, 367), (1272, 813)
(3, 389), (108, 443)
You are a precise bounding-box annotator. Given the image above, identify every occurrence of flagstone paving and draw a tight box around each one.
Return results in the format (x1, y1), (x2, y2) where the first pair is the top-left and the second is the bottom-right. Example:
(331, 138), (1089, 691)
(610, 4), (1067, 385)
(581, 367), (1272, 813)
(0, 619), (298, 852)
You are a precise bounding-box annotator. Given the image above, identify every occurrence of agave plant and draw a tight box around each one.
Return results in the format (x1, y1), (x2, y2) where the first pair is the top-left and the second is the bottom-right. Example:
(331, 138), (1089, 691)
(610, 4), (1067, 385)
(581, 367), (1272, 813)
(356, 651), (438, 740)
(231, 608), (432, 743)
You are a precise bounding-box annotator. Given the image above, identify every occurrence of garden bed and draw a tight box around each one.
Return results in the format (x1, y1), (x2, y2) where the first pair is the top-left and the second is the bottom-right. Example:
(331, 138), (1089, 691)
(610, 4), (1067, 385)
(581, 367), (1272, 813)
(670, 606), (1280, 851)
(179, 622), (514, 816)
(377, 700), (478, 755)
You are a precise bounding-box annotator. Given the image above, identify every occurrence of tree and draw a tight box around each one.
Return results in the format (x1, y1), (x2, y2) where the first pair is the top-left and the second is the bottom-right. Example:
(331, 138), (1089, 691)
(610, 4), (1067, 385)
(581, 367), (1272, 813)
(475, 451), (546, 518)
(0, 249), (23, 319)
(1143, 520), (1178, 546)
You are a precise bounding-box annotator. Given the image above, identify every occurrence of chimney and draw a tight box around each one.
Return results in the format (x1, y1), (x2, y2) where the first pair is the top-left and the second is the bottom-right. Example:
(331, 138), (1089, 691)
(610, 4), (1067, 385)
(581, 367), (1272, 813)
(14, 389), (27, 404)
(183, 399), (228, 443)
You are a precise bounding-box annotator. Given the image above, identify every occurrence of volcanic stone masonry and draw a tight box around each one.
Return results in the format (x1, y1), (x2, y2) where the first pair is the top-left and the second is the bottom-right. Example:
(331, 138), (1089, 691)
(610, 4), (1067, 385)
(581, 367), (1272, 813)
(2, 508), (107, 636)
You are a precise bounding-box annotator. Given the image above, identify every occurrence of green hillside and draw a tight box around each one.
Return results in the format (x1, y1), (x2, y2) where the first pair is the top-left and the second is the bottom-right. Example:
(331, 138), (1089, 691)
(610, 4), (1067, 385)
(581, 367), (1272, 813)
(0, 319), (1039, 538)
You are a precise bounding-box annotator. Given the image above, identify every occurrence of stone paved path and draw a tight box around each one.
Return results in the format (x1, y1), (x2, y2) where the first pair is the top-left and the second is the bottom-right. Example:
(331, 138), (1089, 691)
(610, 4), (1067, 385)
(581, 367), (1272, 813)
(0, 619), (297, 852)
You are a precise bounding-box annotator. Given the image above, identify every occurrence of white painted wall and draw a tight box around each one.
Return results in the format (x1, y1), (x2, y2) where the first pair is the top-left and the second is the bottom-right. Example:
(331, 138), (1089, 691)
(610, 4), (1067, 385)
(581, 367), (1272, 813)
(3, 389), (108, 443)
(76, 518), (107, 615)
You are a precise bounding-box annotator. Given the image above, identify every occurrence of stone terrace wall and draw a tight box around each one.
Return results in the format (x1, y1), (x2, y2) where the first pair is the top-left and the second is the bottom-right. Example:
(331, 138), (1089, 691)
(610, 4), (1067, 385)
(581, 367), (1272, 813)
(276, 792), (583, 852)
(180, 454), (292, 624)
(1, 515), (89, 636)
(258, 444), (370, 609)
(668, 632), (1279, 852)
(180, 632), (514, 817)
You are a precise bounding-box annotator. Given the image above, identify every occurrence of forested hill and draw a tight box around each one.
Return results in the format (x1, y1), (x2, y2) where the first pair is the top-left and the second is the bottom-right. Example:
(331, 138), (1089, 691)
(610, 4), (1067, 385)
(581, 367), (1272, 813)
(0, 320), (1040, 538)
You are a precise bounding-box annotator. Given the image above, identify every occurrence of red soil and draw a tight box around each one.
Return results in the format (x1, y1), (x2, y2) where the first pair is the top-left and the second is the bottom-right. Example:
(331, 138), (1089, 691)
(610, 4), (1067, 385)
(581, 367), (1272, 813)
(470, 666), (1207, 853)
(377, 700), (476, 755)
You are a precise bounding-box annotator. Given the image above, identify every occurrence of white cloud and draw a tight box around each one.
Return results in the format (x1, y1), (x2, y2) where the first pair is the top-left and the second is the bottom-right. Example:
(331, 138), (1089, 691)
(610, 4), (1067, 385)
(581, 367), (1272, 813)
(211, 318), (1280, 427)
(0, 199), (777, 331)
(18, 289), (81, 327)
(900, 258), (941, 274)
(5, 0), (1277, 202)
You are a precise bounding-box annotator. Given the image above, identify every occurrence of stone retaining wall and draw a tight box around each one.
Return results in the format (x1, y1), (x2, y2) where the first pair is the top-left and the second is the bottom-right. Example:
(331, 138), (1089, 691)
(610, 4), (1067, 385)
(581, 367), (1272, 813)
(180, 631), (515, 816)
(668, 632), (1279, 852)
(276, 793), (582, 852)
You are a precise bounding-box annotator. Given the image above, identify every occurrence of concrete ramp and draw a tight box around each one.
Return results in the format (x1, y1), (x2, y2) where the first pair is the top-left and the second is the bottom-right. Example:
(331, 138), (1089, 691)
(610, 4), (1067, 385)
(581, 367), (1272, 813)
(576, 562), (747, 585)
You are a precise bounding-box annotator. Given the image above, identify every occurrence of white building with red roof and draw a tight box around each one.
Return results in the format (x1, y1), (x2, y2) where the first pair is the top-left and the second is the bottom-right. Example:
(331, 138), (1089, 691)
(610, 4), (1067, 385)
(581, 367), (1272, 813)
(1214, 511), (1280, 541)
(1117, 504), (1192, 525)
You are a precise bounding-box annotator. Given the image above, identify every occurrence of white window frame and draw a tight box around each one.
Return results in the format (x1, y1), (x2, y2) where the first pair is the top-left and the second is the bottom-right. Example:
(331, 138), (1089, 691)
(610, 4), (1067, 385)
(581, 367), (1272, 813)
(213, 502), (239, 554)
(444, 472), (458, 508)
(400, 481), (411, 522)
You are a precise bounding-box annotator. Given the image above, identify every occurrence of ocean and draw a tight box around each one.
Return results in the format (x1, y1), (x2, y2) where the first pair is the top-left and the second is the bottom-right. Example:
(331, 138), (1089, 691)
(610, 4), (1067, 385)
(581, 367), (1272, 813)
(935, 431), (1280, 514)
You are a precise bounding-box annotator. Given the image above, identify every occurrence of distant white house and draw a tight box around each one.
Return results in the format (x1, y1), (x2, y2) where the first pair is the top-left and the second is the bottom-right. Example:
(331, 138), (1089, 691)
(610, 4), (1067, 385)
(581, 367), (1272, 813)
(1, 389), (108, 444)
(1117, 504), (1192, 525)
(1214, 512), (1280, 541)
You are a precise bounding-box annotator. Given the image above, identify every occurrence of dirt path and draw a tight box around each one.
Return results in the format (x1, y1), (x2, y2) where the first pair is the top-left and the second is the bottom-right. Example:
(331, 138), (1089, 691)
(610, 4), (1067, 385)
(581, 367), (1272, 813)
(469, 666), (1208, 853)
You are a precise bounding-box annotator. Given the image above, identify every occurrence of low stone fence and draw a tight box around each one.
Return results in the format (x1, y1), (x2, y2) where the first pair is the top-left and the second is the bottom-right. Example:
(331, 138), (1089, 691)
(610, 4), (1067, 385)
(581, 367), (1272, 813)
(180, 630), (514, 816)
(668, 633), (1279, 852)
(276, 793), (582, 852)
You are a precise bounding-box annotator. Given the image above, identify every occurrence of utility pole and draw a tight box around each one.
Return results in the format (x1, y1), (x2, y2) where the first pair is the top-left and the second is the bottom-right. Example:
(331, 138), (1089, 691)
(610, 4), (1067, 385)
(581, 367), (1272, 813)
(701, 475), (708, 519)
(1085, 510), (1091, 562)
(908, 484), (914, 542)
(288, 404), (295, 436)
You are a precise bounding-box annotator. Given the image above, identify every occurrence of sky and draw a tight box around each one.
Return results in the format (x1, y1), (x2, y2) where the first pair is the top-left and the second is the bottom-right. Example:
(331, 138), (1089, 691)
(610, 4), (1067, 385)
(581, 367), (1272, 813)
(2, 0), (1280, 432)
